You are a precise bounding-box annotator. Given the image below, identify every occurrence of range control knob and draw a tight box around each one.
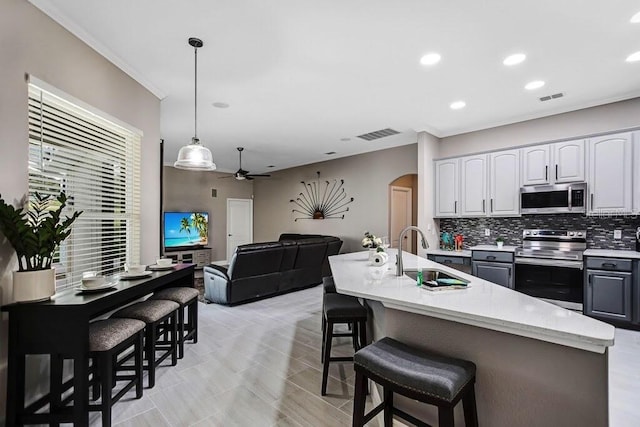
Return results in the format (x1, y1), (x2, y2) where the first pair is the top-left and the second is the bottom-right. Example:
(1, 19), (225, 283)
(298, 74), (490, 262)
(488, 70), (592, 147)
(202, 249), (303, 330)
(569, 232), (575, 236)
(524, 231), (531, 235)
(577, 232), (583, 236)
(532, 231), (538, 235)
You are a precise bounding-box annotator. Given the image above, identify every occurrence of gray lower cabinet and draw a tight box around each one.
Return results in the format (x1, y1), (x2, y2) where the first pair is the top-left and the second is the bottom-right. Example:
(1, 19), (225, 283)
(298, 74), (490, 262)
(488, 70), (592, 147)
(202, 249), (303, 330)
(471, 250), (514, 288)
(472, 261), (513, 288)
(584, 256), (637, 325)
(427, 254), (472, 274)
(585, 270), (632, 322)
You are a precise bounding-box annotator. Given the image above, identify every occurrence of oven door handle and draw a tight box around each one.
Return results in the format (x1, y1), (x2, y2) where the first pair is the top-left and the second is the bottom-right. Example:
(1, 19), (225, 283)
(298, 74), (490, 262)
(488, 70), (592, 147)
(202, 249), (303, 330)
(515, 257), (584, 269)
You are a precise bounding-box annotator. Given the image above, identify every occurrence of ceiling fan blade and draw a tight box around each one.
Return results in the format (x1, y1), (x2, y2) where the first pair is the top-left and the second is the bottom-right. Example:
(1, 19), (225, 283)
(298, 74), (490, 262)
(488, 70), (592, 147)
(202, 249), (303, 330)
(245, 174), (271, 178)
(217, 175), (234, 179)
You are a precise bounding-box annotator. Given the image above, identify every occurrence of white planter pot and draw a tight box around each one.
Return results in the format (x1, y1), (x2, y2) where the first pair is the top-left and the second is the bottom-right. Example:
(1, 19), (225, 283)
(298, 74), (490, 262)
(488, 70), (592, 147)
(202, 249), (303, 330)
(496, 242), (504, 249)
(13, 269), (56, 303)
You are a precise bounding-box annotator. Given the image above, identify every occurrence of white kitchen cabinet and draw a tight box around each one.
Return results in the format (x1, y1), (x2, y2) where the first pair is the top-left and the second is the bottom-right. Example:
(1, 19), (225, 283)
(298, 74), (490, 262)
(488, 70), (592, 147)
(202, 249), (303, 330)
(588, 132), (632, 214)
(434, 159), (459, 217)
(633, 132), (640, 214)
(521, 145), (550, 186)
(460, 155), (488, 217)
(521, 140), (585, 186)
(489, 149), (520, 216)
(554, 139), (585, 183)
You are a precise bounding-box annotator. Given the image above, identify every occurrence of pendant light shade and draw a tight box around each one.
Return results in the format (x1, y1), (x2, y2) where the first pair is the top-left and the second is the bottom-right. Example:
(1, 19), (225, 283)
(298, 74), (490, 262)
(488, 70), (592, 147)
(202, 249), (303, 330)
(174, 37), (216, 171)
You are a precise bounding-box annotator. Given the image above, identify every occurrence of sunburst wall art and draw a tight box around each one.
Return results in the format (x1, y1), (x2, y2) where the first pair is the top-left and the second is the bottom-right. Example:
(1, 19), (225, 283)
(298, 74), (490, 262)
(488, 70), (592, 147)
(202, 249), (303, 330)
(290, 171), (354, 221)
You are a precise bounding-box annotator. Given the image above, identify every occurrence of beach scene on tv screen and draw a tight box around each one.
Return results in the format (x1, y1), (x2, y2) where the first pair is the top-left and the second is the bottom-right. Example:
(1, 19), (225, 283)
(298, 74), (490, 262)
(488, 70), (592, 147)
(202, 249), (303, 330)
(164, 212), (208, 248)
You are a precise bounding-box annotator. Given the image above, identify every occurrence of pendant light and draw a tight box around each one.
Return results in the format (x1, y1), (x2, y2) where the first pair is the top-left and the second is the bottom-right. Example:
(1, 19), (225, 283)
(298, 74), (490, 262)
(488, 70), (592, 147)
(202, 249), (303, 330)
(174, 37), (216, 171)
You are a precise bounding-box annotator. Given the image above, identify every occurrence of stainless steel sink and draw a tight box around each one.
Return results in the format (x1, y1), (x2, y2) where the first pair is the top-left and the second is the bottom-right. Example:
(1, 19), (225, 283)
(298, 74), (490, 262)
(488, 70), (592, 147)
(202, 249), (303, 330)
(404, 268), (469, 285)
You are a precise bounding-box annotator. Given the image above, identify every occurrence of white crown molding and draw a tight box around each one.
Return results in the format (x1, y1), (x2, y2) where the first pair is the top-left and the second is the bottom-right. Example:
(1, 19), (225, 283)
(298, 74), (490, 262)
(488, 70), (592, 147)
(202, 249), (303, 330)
(29, 0), (167, 100)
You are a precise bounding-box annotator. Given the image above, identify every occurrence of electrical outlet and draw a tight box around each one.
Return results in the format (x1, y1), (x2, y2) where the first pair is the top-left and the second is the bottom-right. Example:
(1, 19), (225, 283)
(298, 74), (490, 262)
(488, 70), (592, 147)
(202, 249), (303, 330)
(614, 230), (622, 240)
(484, 228), (490, 237)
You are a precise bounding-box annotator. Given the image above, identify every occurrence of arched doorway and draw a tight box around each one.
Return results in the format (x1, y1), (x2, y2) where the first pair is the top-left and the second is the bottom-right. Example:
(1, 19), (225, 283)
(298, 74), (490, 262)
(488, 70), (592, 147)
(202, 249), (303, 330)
(389, 174), (418, 254)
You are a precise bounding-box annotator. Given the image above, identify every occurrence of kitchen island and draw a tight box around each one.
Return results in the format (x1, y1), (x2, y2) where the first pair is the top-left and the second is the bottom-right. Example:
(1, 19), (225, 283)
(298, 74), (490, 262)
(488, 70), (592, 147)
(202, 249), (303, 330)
(329, 249), (614, 427)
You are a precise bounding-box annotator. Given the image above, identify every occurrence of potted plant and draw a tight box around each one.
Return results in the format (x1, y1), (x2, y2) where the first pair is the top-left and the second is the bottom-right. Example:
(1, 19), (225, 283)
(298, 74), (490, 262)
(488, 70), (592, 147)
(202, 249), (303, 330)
(495, 237), (505, 249)
(0, 192), (82, 302)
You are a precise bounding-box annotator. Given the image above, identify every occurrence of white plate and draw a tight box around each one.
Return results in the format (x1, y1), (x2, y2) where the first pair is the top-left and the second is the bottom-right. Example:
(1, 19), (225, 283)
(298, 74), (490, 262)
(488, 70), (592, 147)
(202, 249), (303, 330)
(75, 281), (118, 292)
(119, 271), (153, 280)
(148, 264), (176, 271)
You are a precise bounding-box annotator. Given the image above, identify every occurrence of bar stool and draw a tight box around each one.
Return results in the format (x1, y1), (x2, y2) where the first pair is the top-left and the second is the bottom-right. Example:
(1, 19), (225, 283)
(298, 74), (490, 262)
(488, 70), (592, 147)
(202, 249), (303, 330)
(321, 292), (367, 396)
(111, 299), (179, 388)
(150, 287), (199, 359)
(352, 337), (478, 427)
(323, 275), (337, 294)
(88, 318), (145, 427)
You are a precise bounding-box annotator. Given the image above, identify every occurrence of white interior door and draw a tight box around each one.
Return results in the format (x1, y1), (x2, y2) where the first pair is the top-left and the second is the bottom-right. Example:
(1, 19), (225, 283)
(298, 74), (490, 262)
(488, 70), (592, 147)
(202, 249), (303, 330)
(226, 198), (253, 261)
(389, 186), (413, 252)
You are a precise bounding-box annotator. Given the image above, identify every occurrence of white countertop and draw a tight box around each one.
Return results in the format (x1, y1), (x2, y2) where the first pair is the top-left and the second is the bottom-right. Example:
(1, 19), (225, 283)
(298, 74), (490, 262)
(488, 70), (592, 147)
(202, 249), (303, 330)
(426, 248), (472, 257)
(329, 249), (614, 353)
(584, 249), (640, 259)
(469, 244), (518, 252)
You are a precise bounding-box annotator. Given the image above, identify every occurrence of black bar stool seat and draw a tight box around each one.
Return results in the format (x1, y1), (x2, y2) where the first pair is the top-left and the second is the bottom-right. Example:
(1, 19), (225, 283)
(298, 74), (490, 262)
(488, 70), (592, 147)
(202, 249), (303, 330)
(111, 300), (179, 388)
(150, 287), (199, 358)
(353, 337), (478, 427)
(321, 293), (368, 396)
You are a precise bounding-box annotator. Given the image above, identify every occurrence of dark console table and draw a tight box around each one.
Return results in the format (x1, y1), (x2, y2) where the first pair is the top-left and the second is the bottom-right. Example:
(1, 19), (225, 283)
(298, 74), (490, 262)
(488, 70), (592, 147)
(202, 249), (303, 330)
(2, 264), (195, 426)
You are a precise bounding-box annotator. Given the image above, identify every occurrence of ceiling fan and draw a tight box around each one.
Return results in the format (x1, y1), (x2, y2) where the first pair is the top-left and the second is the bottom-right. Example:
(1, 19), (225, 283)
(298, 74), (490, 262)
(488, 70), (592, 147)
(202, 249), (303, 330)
(221, 147), (271, 181)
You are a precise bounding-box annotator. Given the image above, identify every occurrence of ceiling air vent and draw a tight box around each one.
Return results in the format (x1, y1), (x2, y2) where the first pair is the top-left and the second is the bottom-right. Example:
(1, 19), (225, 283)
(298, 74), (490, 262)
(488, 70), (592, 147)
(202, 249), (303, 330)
(539, 92), (564, 102)
(356, 128), (400, 141)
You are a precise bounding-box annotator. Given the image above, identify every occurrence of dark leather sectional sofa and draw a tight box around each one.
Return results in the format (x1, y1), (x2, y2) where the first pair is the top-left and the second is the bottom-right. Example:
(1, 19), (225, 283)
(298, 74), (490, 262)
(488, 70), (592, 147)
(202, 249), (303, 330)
(203, 234), (342, 305)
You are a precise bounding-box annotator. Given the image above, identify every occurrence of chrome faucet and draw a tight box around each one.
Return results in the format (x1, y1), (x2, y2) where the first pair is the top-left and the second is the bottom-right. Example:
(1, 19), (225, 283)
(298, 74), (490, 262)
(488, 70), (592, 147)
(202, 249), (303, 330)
(396, 226), (429, 276)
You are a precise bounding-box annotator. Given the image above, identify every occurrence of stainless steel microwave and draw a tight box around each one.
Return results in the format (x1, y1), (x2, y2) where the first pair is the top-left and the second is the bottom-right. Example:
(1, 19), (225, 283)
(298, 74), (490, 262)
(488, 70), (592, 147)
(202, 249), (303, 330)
(520, 183), (587, 214)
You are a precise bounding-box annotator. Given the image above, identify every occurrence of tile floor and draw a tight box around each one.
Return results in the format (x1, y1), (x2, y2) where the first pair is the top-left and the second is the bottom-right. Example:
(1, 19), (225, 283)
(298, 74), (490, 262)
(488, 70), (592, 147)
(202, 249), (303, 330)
(88, 285), (638, 426)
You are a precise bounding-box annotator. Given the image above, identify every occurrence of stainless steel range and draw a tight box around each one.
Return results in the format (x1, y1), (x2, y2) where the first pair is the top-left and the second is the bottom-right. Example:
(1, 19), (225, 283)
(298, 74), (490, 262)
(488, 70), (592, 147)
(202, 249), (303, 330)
(514, 229), (587, 311)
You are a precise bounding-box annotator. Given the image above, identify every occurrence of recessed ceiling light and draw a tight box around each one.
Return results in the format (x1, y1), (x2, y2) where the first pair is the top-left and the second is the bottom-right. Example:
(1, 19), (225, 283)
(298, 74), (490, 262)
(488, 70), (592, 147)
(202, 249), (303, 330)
(503, 53), (526, 66)
(631, 11), (640, 23)
(626, 51), (640, 62)
(525, 80), (545, 90)
(420, 53), (441, 66)
(212, 102), (229, 108)
(450, 101), (466, 110)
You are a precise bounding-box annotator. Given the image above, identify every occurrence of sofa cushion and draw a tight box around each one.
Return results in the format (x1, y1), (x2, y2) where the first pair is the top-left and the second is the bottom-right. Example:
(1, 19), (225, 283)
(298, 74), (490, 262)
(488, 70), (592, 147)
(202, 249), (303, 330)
(228, 242), (284, 279)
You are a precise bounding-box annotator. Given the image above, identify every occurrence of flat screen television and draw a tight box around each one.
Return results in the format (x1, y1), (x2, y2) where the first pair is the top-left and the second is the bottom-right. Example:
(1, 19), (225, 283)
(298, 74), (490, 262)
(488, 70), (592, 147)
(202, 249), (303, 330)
(164, 211), (209, 250)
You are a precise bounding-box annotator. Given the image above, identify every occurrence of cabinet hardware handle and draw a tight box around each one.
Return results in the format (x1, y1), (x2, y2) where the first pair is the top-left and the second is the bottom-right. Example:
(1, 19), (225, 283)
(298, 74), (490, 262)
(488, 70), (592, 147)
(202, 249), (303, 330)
(545, 165), (548, 181)
(487, 256), (496, 260)
(490, 199), (494, 212)
(454, 201), (457, 213)
(444, 260), (452, 264)
(555, 164), (558, 181)
(590, 193), (594, 209)
(588, 274), (592, 285)
(482, 199), (485, 212)
(602, 262), (617, 268)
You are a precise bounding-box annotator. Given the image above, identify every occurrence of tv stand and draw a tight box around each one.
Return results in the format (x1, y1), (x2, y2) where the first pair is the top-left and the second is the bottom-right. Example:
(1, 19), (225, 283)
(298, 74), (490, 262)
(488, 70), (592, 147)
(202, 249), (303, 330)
(164, 247), (211, 269)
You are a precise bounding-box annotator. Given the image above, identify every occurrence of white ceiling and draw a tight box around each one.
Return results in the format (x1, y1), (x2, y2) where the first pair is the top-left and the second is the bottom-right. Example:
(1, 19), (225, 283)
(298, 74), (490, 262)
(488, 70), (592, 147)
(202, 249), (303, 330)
(30, 0), (640, 173)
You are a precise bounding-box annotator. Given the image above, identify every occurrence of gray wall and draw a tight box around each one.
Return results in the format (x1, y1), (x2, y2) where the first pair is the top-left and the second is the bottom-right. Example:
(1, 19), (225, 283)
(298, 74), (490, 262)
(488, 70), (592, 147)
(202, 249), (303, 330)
(0, 1), (161, 421)
(163, 166), (254, 261)
(253, 144), (418, 253)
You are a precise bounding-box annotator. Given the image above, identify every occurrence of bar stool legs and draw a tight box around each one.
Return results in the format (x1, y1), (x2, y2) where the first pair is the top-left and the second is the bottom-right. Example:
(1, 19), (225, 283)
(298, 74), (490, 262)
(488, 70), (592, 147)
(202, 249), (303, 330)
(321, 293), (368, 396)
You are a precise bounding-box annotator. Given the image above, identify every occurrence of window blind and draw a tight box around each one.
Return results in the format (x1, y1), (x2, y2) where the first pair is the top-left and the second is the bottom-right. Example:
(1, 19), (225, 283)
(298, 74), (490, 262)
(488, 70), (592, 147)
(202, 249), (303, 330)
(28, 81), (142, 290)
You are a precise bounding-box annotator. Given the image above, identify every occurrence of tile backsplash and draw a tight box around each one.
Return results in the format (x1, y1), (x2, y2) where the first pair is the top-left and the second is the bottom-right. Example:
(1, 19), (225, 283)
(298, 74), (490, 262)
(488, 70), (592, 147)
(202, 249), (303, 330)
(439, 214), (640, 250)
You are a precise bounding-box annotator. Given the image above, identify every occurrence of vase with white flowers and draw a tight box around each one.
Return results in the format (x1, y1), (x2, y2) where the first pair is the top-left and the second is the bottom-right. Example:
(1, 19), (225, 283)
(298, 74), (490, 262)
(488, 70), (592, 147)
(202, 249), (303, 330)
(362, 231), (384, 262)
